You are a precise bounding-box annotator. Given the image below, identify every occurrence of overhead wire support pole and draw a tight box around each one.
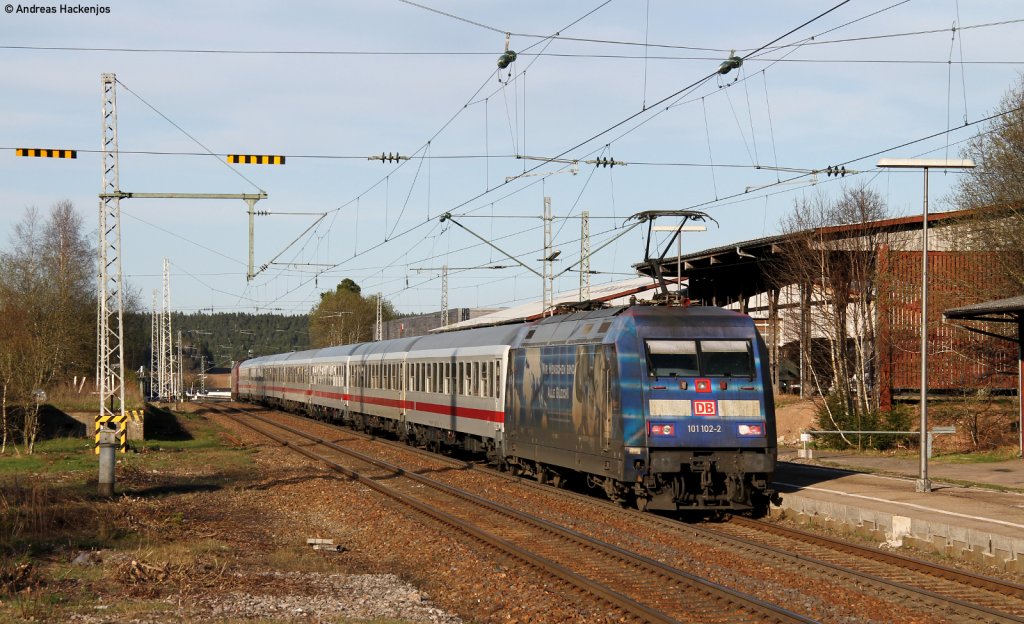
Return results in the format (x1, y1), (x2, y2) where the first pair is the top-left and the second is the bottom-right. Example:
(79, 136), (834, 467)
(580, 211), (590, 301)
(439, 213), (542, 278)
(150, 290), (159, 399)
(99, 191), (269, 280)
(162, 258), (174, 401)
(441, 265), (448, 327)
(97, 72), (126, 427)
(375, 293), (383, 341)
(543, 197), (553, 315)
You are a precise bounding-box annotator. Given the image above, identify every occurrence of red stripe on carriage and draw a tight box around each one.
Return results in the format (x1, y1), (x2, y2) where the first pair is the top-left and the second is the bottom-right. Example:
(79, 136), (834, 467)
(238, 384), (502, 423)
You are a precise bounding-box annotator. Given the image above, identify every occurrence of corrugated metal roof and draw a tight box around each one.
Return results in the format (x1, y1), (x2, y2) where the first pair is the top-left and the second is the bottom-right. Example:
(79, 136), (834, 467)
(438, 275), (679, 331)
(943, 295), (1024, 320)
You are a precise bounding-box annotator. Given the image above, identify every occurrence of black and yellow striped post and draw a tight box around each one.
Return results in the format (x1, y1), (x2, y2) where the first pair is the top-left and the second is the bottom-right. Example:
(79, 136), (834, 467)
(94, 414), (128, 454)
(227, 154), (285, 165)
(16, 148), (77, 159)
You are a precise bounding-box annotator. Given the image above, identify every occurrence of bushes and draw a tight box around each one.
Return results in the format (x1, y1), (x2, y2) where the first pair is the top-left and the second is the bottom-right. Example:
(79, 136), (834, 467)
(814, 394), (914, 451)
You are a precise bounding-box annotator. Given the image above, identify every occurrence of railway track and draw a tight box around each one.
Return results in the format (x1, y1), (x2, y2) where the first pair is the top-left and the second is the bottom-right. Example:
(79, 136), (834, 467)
(212, 403), (811, 624)
(212, 402), (1024, 623)
(717, 516), (1024, 619)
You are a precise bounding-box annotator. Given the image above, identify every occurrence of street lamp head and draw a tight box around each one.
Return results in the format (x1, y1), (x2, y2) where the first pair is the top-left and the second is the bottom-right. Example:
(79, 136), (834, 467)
(877, 158), (975, 169)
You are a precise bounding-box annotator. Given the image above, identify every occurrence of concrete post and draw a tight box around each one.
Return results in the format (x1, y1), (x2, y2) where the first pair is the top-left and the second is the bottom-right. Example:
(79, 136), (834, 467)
(97, 427), (117, 497)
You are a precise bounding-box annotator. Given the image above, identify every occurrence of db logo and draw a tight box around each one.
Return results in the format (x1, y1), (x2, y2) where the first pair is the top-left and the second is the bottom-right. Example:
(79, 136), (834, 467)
(693, 400), (717, 416)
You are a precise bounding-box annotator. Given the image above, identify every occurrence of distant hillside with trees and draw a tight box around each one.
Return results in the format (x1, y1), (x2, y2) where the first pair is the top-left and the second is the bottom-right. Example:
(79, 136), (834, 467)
(126, 311), (310, 374)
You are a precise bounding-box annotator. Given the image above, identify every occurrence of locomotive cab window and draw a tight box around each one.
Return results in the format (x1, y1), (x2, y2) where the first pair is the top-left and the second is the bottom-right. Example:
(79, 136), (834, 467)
(645, 339), (753, 378)
(701, 340), (753, 378)
(645, 340), (699, 377)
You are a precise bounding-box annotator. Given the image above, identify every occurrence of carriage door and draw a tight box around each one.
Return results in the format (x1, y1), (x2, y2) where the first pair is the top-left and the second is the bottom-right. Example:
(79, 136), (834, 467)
(601, 345), (615, 451)
(399, 359), (407, 421)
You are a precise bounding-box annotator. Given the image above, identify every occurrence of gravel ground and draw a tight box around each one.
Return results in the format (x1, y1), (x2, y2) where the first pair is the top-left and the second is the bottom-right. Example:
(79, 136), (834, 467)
(48, 404), (996, 623)
(215, 407), (955, 624)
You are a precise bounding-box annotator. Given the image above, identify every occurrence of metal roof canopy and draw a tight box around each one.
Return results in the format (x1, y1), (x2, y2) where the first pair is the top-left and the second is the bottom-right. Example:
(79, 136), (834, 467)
(943, 295), (1024, 460)
(634, 207), (984, 308)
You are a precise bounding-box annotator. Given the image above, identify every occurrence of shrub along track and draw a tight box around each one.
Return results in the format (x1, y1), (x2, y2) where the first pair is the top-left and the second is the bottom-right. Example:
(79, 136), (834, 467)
(212, 403), (810, 624)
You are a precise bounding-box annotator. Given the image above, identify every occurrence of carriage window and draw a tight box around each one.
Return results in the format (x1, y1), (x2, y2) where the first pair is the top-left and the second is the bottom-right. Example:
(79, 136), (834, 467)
(701, 340), (753, 378)
(443, 363), (451, 394)
(472, 362), (480, 396)
(481, 362), (490, 397)
(646, 340), (699, 377)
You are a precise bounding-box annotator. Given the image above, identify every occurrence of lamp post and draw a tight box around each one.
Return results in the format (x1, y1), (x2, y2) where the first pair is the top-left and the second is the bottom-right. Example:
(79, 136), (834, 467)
(877, 158), (975, 492)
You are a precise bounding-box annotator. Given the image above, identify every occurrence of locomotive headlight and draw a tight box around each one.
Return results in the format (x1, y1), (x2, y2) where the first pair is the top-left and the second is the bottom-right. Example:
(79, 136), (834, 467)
(737, 423), (764, 436)
(649, 423), (675, 437)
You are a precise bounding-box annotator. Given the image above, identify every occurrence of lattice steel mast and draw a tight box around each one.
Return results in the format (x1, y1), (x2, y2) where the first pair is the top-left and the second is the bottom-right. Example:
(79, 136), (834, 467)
(374, 292), (383, 341)
(579, 211), (590, 301)
(97, 73), (126, 419)
(542, 197), (553, 315)
(150, 290), (159, 398)
(440, 265), (449, 327)
(161, 258), (174, 400)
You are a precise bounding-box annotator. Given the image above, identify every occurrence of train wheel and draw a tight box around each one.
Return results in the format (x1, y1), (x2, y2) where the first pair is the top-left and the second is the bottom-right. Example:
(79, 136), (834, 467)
(536, 463), (549, 485)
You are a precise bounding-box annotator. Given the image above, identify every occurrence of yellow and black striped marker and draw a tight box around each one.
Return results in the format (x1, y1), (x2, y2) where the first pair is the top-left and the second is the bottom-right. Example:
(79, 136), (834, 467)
(227, 154), (285, 165)
(16, 148), (77, 159)
(93, 412), (139, 454)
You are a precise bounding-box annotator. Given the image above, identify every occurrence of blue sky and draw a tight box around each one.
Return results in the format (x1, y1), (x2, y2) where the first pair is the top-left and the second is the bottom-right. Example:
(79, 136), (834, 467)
(2, 1), (1021, 316)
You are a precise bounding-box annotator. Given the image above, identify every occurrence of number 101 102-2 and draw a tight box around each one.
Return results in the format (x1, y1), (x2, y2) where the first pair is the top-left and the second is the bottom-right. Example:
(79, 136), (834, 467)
(687, 424), (722, 433)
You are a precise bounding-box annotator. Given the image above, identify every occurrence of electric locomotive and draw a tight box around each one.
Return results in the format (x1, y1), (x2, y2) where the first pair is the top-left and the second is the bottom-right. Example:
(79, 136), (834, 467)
(233, 303), (778, 513)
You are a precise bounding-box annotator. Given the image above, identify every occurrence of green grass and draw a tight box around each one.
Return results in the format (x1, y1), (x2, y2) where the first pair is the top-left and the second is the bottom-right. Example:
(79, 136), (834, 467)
(0, 437), (98, 474)
(933, 448), (1022, 464)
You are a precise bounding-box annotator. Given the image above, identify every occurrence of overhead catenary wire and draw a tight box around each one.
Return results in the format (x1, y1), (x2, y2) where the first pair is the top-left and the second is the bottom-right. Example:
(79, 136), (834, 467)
(11, 14), (1024, 58)
(49, 1), (1012, 316)
(114, 78), (265, 194)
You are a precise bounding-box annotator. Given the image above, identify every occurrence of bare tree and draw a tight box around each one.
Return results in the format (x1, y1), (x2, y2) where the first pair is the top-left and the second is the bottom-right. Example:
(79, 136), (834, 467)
(0, 202), (95, 453)
(775, 186), (899, 448)
(951, 75), (1024, 294)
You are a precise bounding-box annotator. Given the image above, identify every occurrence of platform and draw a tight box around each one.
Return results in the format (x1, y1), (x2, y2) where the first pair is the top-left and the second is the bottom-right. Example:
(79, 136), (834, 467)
(772, 448), (1024, 574)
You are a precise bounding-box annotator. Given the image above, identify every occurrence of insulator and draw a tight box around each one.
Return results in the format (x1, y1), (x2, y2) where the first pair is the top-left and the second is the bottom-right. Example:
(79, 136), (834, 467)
(505, 50), (517, 63)
(717, 53), (743, 76)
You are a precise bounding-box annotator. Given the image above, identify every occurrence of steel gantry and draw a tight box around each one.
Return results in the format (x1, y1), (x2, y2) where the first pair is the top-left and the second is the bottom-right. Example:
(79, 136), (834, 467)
(97, 73), (126, 420)
(161, 258), (175, 401)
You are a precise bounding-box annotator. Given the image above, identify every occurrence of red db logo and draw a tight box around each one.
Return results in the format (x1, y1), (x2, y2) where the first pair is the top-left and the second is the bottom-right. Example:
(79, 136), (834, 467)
(693, 400), (716, 416)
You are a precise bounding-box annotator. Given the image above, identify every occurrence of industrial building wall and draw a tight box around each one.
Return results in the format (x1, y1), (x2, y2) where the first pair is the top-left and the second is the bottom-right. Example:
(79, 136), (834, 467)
(381, 308), (506, 339)
(877, 248), (1017, 405)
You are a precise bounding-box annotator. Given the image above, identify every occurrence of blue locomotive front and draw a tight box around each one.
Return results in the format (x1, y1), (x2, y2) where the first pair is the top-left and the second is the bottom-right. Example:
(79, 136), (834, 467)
(505, 304), (777, 513)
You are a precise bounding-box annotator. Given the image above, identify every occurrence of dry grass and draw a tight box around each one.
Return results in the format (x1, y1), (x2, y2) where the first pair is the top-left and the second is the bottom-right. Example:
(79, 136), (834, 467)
(44, 379), (146, 412)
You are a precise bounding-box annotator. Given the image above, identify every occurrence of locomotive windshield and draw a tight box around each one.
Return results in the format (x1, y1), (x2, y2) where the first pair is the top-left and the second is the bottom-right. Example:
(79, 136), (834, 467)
(646, 340), (699, 377)
(645, 339), (753, 378)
